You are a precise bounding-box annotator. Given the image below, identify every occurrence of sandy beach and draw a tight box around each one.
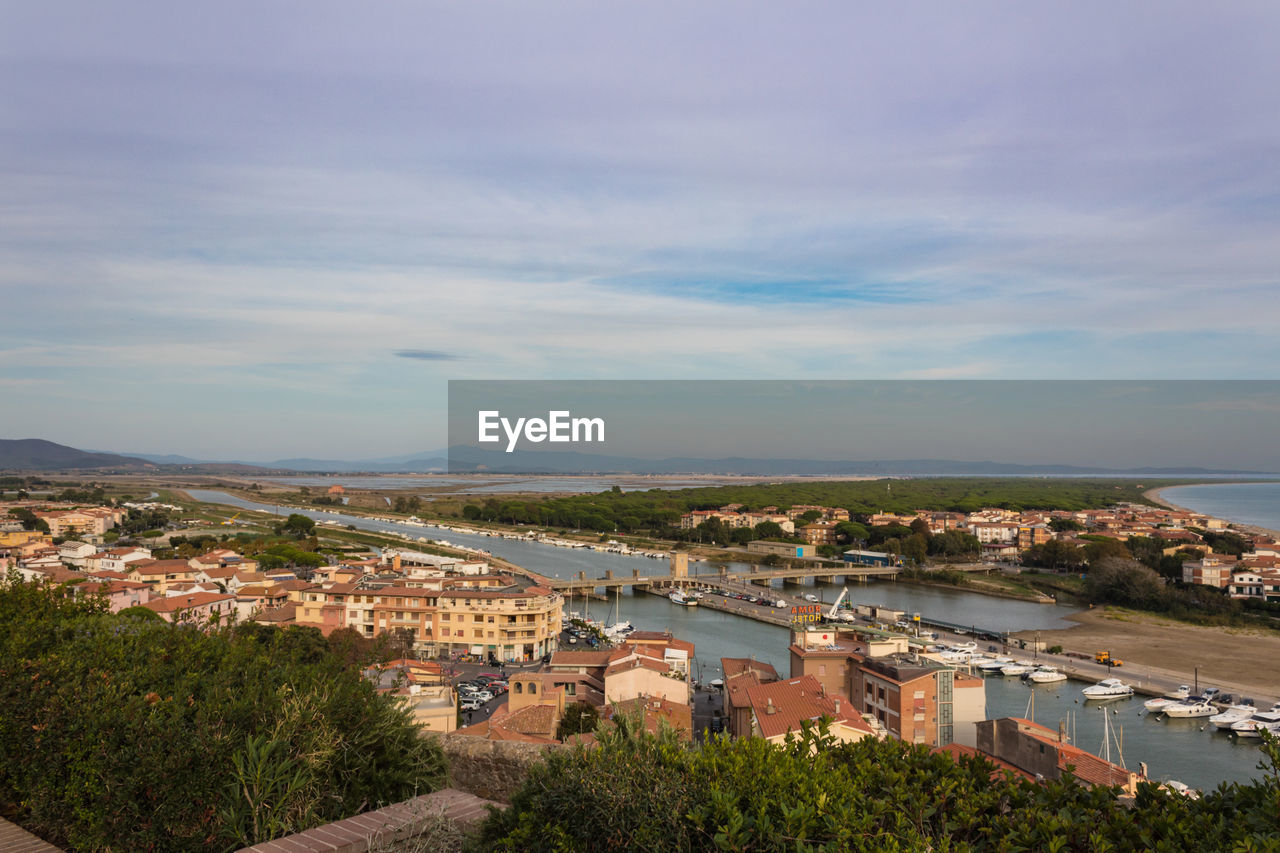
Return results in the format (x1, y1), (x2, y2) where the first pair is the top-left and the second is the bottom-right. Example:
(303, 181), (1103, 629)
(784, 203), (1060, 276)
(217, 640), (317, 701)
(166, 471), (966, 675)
(1015, 607), (1280, 703)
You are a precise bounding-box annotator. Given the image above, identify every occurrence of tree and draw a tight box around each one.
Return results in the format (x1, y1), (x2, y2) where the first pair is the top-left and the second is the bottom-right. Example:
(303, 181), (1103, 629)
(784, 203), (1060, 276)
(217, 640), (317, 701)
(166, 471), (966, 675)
(753, 520), (785, 540)
(1084, 557), (1166, 608)
(795, 510), (823, 525)
(909, 518), (931, 538)
(281, 513), (316, 537)
(0, 578), (445, 851)
(1049, 518), (1084, 532)
(555, 702), (600, 740)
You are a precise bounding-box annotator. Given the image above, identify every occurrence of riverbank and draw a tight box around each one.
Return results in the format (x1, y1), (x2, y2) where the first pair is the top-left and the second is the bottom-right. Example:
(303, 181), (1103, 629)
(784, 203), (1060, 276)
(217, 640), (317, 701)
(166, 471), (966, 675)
(1014, 607), (1280, 703)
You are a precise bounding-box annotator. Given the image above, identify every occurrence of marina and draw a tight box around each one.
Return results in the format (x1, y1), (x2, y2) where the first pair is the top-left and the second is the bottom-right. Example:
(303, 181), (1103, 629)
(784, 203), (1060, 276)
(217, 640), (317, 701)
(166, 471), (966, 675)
(186, 488), (1274, 790)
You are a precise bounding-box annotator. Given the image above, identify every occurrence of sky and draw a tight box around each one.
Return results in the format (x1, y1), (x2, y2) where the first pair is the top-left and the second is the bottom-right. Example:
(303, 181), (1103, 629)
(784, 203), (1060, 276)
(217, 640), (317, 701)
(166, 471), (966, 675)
(3, 2), (1280, 460)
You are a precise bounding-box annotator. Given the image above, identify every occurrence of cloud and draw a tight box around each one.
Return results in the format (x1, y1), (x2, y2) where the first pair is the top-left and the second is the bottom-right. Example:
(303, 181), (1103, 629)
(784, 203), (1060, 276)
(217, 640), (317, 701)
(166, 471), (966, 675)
(393, 349), (460, 361)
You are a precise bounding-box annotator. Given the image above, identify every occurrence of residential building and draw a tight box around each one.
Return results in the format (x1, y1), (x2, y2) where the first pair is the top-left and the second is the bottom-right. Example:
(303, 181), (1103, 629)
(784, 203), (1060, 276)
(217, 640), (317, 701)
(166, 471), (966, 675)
(745, 675), (877, 745)
(975, 717), (1144, 795)
(142, 591), (236, 624)
(851, 654), (985, 747)
(1182, 555), (1237, 588)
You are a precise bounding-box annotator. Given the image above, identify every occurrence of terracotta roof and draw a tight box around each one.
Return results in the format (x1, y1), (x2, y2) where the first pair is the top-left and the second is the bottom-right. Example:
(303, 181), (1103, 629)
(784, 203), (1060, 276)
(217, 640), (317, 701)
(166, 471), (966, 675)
(143, 591), (235, 613)
(605, 697), (693, 739)
(548, 650), (615, 667)
(745, 675), (872, 741)
(129, 559), (192, 576)
(721, 657), (780, 681)
(254, 602), (298, 623)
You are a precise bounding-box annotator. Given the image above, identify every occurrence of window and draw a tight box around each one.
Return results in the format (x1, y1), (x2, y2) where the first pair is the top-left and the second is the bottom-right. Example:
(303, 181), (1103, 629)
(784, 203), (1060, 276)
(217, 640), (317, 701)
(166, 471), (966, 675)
(529, 683), (537, 695)
(818, 664), (827, 676)
(515, 683), (523, 694)
(914, 690), (925, 699)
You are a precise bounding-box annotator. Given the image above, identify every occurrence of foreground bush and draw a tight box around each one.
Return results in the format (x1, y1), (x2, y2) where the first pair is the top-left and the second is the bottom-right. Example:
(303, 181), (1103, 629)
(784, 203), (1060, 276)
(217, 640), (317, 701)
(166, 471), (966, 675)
(0, 576), (446, 851)
(473, 714), (1280, 852)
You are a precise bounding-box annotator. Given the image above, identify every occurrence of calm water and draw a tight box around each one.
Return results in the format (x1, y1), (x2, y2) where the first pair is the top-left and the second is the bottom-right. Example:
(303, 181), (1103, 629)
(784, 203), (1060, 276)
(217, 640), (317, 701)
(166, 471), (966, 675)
(1162, 482), (1280, 532)
(264, 475), (719, 493)
(185, 488), (1270, 790)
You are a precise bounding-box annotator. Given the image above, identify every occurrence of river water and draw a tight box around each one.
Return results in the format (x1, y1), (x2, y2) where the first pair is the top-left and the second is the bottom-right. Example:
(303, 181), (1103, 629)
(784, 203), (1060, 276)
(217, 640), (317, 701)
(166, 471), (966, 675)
(185, 488), (1267, 789)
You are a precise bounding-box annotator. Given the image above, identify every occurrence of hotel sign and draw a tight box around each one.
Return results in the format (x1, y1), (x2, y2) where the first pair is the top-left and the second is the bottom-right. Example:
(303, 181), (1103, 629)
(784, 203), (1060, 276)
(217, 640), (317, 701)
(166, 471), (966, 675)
(791, 603), (823, 624)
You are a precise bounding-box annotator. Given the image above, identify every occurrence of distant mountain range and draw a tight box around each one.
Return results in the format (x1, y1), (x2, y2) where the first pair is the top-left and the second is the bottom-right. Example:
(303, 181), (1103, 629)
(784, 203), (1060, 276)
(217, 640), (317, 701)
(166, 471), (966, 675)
(3, 438), (1274, 478)
(0, 439), (154, 471)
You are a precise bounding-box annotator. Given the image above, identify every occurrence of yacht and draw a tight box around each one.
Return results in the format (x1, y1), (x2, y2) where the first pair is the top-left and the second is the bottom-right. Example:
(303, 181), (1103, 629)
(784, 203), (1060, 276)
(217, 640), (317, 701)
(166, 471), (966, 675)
(1026, 666), (1068, 684)
(977, 657), (1014, 673)
(1163, 698), (1216, 718)
(1000, 661), (1034, 677)
(1144, 685), (1192, 713)
(951, 641), (978, 653)
(1208, 702), (1259, 730)
(1082, 678), (1133, 700)
(1231, 708), (1280, 738)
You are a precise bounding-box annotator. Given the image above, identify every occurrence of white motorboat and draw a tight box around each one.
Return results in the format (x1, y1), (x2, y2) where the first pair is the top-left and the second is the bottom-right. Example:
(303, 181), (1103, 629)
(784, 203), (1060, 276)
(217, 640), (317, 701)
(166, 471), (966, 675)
(977, 657), (1014, 673)
(1000, 661), (1034, 677)
(1231, 709), (1280, 738)
(951, 641), (978, 653)
(1082, 678), (1133, 700)
(1027, 666), (1068, 684)
(1143, 685), (1192, 712)
(1208, 703), (1258, 729)
(1163, 699), (1216, 718)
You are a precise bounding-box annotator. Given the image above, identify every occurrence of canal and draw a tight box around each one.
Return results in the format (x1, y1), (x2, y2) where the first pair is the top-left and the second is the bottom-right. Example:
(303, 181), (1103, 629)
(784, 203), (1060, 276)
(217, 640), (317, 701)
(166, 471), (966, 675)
(186, 489), (1268, 790)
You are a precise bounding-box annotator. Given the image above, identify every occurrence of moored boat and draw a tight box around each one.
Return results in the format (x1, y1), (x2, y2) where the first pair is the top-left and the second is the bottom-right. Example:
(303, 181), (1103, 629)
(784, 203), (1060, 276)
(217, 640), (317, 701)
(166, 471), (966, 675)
(1000, 661), (1034, 677)
(1163, 699), (1216, 718)
(1231, 708), (1280, 738)
(1082, 678), (1133, 700)
(1144, 685), (1192, 713)
(1026, 665), (1068, 684)
(1208, 702), (1258, 730)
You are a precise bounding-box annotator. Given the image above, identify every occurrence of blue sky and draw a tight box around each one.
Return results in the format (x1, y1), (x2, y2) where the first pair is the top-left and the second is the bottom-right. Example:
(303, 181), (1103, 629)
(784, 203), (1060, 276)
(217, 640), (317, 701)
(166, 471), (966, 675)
(3, 2), (1280, 460)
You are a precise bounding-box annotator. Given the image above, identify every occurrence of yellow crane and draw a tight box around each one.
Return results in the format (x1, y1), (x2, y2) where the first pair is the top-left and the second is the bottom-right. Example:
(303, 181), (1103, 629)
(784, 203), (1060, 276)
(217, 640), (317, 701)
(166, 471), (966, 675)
(220, 512), (241, 526)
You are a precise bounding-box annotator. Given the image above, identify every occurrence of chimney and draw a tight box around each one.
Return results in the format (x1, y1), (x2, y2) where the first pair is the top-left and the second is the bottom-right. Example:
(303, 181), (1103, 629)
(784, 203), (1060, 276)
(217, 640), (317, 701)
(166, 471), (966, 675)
(1058, 720), (1066, 743)
(766, 698), (777, 715)
(834, 698), (841, 715)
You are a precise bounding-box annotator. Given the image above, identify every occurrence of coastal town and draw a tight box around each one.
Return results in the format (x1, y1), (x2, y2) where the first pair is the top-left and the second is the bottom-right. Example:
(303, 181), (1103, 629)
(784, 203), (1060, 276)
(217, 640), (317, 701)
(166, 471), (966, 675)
(5, 485), (1280, 811)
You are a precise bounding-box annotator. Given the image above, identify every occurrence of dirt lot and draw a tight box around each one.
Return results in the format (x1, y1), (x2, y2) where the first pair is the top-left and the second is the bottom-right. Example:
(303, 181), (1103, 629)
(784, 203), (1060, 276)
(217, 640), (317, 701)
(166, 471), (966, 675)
(1016, 607), (1280, 702)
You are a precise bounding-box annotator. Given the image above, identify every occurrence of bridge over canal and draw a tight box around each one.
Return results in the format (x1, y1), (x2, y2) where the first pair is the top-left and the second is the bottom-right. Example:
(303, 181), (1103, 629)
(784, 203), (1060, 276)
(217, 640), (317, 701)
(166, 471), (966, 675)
(547, 563), (899, 593)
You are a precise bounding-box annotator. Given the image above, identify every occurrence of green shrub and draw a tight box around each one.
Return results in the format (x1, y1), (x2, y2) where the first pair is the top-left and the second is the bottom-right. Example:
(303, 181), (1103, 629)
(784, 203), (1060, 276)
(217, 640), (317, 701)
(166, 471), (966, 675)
(472, 717), (1280, 852)
(0, 575), (445, 851)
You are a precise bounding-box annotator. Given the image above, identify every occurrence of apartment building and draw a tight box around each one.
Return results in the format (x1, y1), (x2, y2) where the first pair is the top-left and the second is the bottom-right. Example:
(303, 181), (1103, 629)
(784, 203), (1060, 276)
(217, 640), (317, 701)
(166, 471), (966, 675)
(850, 655), (985, 748)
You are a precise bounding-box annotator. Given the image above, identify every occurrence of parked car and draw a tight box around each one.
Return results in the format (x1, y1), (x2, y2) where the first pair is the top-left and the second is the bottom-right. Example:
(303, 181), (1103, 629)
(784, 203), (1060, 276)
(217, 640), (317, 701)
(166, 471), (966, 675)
(460, 698), (482, 711)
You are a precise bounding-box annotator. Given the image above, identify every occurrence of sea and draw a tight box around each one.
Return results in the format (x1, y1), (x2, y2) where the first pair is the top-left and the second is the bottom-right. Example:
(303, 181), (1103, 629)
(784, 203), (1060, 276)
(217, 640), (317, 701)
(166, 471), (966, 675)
(1160, 482), (1280, 532)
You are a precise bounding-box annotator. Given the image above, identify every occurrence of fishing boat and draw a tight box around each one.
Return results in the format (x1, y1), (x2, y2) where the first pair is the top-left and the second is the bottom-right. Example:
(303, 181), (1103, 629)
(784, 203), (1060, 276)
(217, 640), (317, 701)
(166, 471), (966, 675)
(668, 590), (698, 607)
(1026, 665), (1068, 684)
(1143, 685), (1191, 713)
(1082, 678), (1133, 700)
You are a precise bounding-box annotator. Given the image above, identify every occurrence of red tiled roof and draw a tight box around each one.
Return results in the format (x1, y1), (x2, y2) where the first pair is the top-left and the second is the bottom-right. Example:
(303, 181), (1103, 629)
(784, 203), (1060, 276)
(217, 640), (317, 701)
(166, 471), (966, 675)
(745, 675), (872, 741)
(142, 592), (234, 613)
